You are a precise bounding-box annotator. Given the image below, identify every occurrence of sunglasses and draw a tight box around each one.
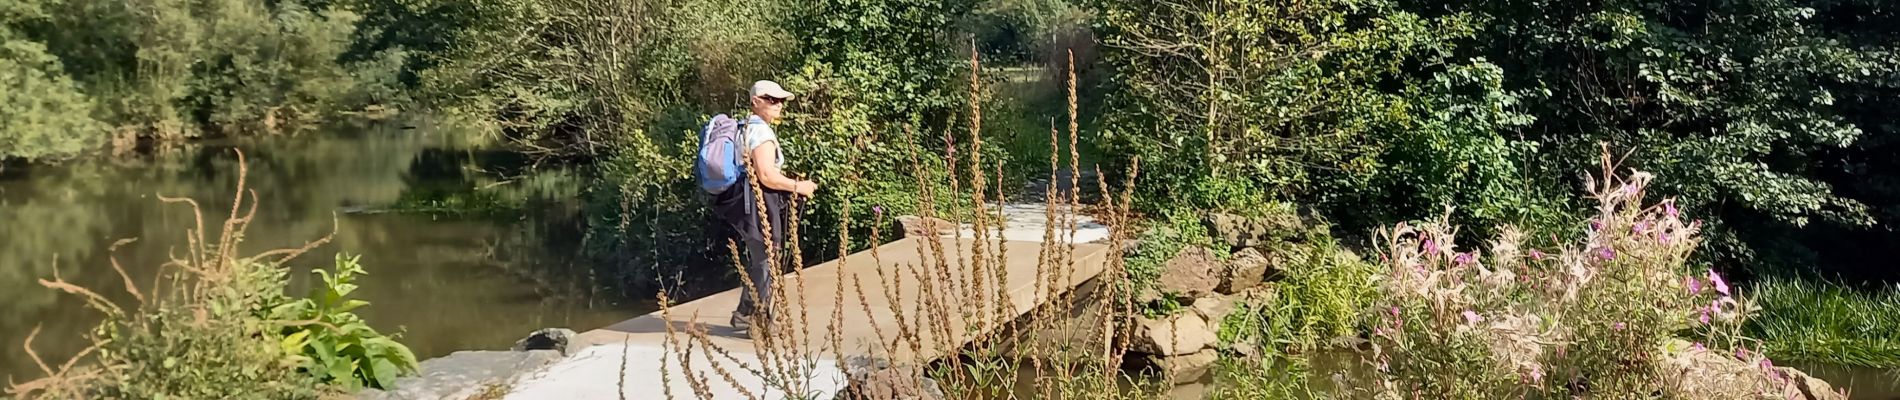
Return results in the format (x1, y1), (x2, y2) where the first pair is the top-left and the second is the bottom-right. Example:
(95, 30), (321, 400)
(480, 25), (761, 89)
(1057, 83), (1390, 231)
(759, 96), (787, 105)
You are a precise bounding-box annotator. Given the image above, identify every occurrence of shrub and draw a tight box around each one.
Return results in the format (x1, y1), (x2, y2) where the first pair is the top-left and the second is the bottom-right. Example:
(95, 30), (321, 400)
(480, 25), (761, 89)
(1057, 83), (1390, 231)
(1092, 0), (1481, 213)
(1363, 159), (1776, 398)
(7, 154), (410, 399)
(272, 254), (421, 390)
(0, 37), (107, 160)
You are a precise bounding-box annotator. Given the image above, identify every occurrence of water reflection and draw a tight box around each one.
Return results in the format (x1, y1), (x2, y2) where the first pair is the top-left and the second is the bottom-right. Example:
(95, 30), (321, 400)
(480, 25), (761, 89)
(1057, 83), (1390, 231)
(0, 119), (644, 383)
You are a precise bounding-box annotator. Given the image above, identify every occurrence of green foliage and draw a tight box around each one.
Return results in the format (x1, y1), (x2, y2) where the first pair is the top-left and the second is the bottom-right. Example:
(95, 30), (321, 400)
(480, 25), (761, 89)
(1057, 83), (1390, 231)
(0, 37), (106, 160)
(1406, 0), (1900, 272)
(272, 254), (420, 390)
(1092, 0), (1481, 214)
(1747, 278), (1900, 368)
(78, 258), (325, 399)
(0, 0), (407, 158)
(8, 173), (415, 399)
(1268, 238), (1380, 348)
(964, 0), (1086, 64)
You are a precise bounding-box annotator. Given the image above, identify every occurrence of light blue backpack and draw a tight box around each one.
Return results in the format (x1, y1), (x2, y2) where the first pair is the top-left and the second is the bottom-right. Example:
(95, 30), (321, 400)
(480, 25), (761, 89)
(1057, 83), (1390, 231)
(695, 114), (746, 195)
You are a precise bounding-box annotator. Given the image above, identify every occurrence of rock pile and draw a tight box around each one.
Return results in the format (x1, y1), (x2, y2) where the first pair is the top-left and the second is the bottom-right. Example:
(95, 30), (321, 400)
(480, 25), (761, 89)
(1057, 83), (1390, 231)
(1125, 211), (1308, 384)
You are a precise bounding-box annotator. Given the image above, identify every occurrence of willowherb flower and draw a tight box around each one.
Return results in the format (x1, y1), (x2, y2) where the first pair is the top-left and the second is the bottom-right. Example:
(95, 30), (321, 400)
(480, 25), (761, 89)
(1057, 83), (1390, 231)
(874, 205), (885, 215)
(1422, 237), (1438, 254)
(1529, 249), (1545, 261)
(1685, 276), (1702, 294)
(1633, 221), (1650, 234)
(1454, 252), (1474, 266)
(1708, 269), (1730, 295)
(1613, 322), (1625, 331)
(1693, 342), (1706, 351)
(1598, 246), (1616, 260)
(1462, 310), (1483, 324)
(1699, 310), (1711, 324)
(1590, 220), (1602, 231)
(1665, 201), (1678, 218)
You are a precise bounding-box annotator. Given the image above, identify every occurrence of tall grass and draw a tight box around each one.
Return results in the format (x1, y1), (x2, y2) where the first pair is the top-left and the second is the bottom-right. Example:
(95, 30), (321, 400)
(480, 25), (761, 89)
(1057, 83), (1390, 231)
(1748, 278), (1900, 368)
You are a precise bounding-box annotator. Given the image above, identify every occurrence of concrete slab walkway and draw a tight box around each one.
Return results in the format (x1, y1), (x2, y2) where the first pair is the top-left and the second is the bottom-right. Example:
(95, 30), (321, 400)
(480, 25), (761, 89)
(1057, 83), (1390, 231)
(505, 206), (1112, 400)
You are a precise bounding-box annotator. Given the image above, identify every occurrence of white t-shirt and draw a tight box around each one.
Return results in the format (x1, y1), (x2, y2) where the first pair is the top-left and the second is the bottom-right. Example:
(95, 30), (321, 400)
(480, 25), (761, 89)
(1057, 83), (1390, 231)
(743, 115), (784, 168)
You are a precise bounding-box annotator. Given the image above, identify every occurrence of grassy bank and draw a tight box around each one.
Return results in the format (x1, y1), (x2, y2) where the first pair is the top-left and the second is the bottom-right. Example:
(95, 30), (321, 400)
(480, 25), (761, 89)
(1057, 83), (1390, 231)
(1749, 278), (1900, 368)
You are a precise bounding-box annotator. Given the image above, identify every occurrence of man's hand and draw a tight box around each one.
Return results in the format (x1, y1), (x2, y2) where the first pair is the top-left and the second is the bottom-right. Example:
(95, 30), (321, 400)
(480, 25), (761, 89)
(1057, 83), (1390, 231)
(795, 180), (818, 198)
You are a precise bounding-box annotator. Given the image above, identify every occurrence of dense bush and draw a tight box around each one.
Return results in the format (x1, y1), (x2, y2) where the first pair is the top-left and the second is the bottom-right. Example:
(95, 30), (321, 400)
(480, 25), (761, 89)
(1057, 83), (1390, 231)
(1361, 165), (1797, 398)
(0, 0), (408, 159)
(1091, 0), (1484, 215)
(1408, 0), (1900, 275)
(0, 37), (106, 160)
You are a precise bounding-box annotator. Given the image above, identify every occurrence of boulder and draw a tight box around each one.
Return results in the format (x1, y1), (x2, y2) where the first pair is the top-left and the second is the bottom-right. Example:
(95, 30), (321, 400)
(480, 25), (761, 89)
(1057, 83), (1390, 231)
(1202, 212), (1304, 249)
(1159, 246), (1221, 297)
(1663, 346), (1847, 400)
(1217, 247), (1276, 294)
(1152, 349), (1220, 384)
(844, 357), (944, 400)
(1167, 382), (1208, 399)
(894, 215), (958, 238)
(1229, 342), (1262, 360)
(512, 328), (578, 355)
(1190, 294), (1240, 324)
(1133, 312), (1217, 356)
(1777, 367), (1847, 400)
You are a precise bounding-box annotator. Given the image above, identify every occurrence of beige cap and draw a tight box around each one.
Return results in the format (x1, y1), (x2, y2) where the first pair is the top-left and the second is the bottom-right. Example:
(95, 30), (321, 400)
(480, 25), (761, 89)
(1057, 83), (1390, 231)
(750, 80), (795, 100)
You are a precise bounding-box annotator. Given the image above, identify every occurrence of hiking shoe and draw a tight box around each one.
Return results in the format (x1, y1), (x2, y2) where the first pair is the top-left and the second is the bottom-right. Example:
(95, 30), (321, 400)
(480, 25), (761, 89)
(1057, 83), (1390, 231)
(730, 313), (752, 335)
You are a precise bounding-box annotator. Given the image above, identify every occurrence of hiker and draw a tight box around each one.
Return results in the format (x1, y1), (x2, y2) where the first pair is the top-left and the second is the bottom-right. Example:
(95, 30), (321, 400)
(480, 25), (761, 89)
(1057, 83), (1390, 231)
(699, 80), (817, 336)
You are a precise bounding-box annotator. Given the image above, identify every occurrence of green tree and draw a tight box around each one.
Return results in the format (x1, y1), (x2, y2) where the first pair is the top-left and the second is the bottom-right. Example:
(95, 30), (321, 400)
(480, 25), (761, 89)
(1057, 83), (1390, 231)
(0, 35), (107, 160)
(1407, 0), (1900, 272)
(1091, 0), (1483, 214)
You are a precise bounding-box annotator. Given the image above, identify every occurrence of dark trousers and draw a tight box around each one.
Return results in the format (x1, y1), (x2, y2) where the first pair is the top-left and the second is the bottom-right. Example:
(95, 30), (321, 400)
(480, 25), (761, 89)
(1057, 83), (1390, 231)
(711, 181), (790, 318)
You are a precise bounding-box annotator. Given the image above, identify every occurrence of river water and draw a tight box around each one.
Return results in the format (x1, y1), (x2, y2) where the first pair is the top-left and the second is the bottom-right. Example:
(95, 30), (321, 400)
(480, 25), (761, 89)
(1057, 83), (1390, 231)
(0, 119), (647, 384)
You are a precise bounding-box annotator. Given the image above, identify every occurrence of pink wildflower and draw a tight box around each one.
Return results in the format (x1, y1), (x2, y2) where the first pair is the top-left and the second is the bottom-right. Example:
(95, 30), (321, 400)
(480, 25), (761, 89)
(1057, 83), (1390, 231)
(1737, 348), (1750, 359)
(1665, 201), (1678, 218)
(1530, 249), (1545, 261)
(1590, 220), (1602, 231)
(1422, 237), (1438, 254)
(1708, 269), (1730, 295)
(1660, 232), (1672, 244)
(1462, 310), (1484, 324)
(874, 205), (885, 215)
(1598, 246), (1616, 260)
(1633, 221), (1650, 234)
(1454, 252), (1474, 265)
(1391, 306), (1401, 317)
(1693, 342), (1706, 351)
(1613, 322), (1626, 331)
(1699, 310), (1711, 324)
(1686, 276), (1703, 294)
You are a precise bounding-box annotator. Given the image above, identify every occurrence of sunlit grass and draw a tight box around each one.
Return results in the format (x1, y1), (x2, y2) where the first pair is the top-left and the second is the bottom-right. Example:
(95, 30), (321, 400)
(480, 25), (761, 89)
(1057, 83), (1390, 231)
(1748, 277), (1900, 368)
